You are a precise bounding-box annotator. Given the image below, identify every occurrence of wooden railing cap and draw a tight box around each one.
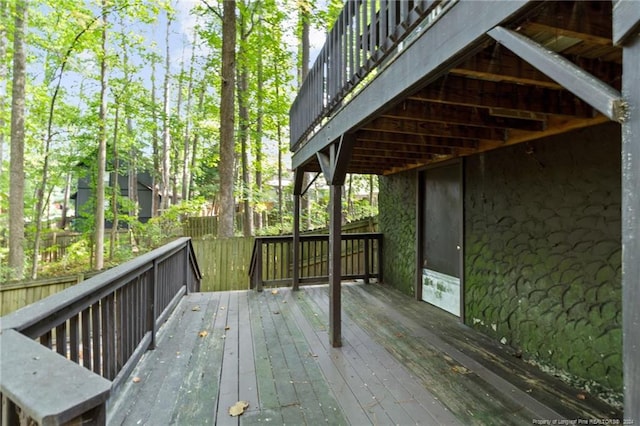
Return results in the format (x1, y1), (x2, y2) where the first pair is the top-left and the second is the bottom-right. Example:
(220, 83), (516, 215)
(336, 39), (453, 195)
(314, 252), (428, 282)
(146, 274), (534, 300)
(0, 329), (111, 425)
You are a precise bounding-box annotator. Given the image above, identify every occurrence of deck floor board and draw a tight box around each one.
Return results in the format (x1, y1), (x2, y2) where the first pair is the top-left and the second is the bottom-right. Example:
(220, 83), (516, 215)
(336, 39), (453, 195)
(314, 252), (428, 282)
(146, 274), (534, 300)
(108, 283), (620, 425)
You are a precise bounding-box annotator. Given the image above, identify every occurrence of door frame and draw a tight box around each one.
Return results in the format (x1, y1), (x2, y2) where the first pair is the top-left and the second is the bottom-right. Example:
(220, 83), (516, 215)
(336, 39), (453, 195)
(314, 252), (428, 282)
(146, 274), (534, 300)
(415, 159), (465, 321)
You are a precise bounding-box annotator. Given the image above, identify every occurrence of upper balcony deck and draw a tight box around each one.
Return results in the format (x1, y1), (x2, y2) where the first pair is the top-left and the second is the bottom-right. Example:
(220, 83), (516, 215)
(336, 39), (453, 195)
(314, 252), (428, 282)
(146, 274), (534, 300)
(289, 0), (624, 176)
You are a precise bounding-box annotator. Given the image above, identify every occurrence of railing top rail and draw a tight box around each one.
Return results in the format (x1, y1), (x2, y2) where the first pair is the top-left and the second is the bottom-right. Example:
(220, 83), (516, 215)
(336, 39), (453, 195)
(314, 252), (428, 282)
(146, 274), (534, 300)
(255, 232), (382, 242)
(0, 237), (194, 334)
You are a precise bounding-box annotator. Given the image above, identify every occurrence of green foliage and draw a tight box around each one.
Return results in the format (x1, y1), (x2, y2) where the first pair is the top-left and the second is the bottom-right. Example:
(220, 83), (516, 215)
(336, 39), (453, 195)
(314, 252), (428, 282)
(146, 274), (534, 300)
(132, 198), (206, 248)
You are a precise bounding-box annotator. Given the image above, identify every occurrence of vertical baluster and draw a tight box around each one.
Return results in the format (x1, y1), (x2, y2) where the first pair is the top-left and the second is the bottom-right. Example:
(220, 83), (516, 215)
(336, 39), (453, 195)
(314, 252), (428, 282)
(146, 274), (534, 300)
(347, 1), (354, 85)
(55, 322), (67, 358)
(355, 0), (360, 75)
(388, 0), (396, 41)
(81, 307), (91, 369)
(369, 0), (377, 60)
(362, 0), (370, 68)
(400, 0), (409, 28)
(364, 236), (371, 284)
(40, 330), (52, 349)
(102, 294), (115, 380)
(92, 302), (101, 375)
(70, 315), (80, 363)
(379, 0), (387, 51)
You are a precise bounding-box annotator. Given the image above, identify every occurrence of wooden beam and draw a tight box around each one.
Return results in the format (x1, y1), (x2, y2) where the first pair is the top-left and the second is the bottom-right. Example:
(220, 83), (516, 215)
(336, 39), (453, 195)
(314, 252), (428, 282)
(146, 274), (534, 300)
(316, 151), (332, 183)
(523, 1), (612, 44)
(361, 117), (507, 141)
(614, 0), (640, 45)
(409, 74), (596, 118)
(488, 26), (625, 123)
(621, 31), (640, 422)
(293, 169), (304, 196)
(356, 130), (481, 149)
(451, 45), (560, 89)
(292, 0), (533, 169)
(382, 100), (547, 131)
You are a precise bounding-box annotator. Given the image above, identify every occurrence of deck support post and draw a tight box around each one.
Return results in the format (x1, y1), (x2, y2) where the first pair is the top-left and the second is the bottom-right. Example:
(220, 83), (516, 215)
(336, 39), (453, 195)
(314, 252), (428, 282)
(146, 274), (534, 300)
(616, 12), (640, 420)
(293, 170), (304, 291)
(316, 134), (354, 348)
(328, 184), (342, 347)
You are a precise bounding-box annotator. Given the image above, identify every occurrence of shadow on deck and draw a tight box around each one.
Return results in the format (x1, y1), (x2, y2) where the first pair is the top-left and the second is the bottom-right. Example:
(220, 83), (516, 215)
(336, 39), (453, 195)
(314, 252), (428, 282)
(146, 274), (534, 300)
(109, 283), (621, 425)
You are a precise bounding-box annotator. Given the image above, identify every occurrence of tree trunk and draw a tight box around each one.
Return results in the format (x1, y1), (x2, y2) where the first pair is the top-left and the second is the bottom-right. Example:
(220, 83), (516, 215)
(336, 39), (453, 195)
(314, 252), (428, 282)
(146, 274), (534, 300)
(8, 0), (27, 280)
(254, 48), (264, 231)
(110, 104), (120, 261)
(151, 57), (159, 217)
(298, 4), (311, 229)
(237, 12), (252, 237)
(0, 0), (7, 182)
(94, 0), (108, 271)
(182, 32), (196, 202)
(161, 14), (172, 211)
(218, 0), (237, 238)
(189, 84), (205, 200)
(61, 173), (71, 230)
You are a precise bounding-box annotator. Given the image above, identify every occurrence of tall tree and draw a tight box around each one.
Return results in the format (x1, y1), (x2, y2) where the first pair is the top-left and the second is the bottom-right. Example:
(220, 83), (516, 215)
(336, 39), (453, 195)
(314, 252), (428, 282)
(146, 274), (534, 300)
(95, 0), (109, 270)
(237, 0), (256, 237)
(8, 0), (27, 280)
(218, 0), (237, 237)
(161, 12), (172, 210)
(298, 0), (312, 229)
(0, 0), (7, 180)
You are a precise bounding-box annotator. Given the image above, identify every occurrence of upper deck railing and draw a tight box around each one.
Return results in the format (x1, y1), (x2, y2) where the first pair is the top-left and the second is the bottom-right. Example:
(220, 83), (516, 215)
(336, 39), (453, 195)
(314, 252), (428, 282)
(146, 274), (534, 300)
(289, 0), (453, 150)
(0, 237), (201, 425)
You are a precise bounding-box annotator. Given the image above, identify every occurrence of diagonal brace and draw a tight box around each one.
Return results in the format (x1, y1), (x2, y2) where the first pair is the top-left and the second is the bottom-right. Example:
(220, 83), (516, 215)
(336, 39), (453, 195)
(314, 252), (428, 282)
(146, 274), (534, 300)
(488, 26), (626, 123)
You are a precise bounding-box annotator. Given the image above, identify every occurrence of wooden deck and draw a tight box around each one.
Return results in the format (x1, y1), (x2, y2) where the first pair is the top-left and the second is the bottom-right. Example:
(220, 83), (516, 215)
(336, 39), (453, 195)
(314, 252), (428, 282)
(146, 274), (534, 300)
(108, 283), (621, 425)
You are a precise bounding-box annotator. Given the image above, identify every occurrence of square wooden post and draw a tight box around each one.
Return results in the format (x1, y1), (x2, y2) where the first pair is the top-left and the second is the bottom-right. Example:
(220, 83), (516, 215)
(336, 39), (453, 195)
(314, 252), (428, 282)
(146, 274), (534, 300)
(329, 184), (342, 347)
(293, 194), (301, 291)
(621, 30), (640, 422)
(614, 3), (640, 419)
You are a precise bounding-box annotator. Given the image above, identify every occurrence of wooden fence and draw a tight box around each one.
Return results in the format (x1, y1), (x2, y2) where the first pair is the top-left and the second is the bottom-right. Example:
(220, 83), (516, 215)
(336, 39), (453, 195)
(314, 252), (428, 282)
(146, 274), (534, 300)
(183, 216), (218, 238)
(191, 237), (255, 292)
(0, 237), (201, 425)
(0, 272), (100, 316)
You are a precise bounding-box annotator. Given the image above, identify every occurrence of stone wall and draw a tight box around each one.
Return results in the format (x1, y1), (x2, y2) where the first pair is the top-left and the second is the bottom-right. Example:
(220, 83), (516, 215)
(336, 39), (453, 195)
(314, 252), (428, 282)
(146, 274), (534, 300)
(378, 170), (416, 296)
(464, 123), (622, 394)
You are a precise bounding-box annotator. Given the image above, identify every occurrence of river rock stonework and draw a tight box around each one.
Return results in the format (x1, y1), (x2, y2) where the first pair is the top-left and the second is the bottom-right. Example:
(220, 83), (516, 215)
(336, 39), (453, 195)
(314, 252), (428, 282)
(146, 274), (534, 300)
(378, 123), (622, 397)
(464, 123), (622, 394)
(378, 170), (417, 297)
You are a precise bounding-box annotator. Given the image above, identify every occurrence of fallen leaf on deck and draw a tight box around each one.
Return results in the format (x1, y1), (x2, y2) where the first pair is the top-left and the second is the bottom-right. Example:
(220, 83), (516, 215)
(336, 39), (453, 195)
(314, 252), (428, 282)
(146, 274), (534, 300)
(451, 365), (471, 375)
(199, 330), (208, 338)
(132, 377), (141, 383)
(577, 393), (586, 400)
(220, 306), (226, 310)
(273, 311), (280, 315)
(225, 326), (230, 331)
(309, 352), (318, 357)
(271, 289), (279, 295)
(192, 306), (201, 311)
(229, 401), (249, 416)
(282, 300), (287, 304)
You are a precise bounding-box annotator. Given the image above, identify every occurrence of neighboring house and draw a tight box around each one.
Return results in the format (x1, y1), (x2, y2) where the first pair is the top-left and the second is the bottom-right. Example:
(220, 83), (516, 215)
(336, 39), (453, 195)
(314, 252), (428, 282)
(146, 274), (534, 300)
(289, 0), (639, 417)
(72, 171), (159, 229)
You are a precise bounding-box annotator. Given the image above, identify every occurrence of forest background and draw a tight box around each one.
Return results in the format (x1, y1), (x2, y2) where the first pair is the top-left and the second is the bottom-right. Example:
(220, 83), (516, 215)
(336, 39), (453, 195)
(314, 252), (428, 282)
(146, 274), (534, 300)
(0, 0), (378, 282)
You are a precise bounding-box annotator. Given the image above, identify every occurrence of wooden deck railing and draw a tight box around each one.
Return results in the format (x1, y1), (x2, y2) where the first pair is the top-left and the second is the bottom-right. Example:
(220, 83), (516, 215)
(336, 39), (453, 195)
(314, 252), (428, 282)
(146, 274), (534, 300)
(0, 237), (201, 425)
(249, 233), (383, 291)
(289, 0), (452, 149)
